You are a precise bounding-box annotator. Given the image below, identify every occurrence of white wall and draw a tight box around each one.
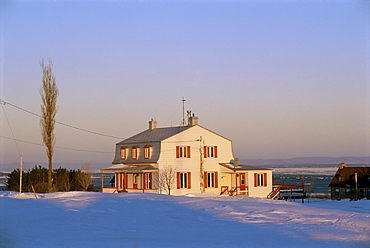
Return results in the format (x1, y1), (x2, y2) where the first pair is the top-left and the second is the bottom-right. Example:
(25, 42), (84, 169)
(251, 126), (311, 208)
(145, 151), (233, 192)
(158, 125), (234, 195)
(247, 170), (273, 198)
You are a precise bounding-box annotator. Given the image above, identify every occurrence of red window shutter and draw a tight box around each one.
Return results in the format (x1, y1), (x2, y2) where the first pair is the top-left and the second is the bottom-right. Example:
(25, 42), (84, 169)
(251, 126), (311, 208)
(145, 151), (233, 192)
(263, 173), (267, 187)
(176, 146), (180, 158)
(187, 146), (191, 158)
(118, 173), (122, 189)
(149, 173), (153, 189)
(214, 146), (218, 158)
(204, 172), (208, 188)
(215, 172), (218, 188)
(143, 173), (146, 190)
(204, 146), (207, 158)
(254, 173), (258, 187)
(188, 172), (191, 189)
(177, 172), (180, 189)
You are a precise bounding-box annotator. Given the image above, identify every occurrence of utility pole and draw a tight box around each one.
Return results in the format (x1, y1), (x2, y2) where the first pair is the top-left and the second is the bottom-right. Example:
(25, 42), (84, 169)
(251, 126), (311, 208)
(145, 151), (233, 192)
(0, 99), (23, 192)
(355, 172), (358, 201)
(19, 156), (23, 193)
(199, 136), (204, 192)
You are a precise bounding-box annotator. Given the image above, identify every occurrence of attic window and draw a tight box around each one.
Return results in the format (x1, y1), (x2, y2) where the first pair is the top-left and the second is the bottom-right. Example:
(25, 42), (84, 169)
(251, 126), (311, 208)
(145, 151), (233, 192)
(120, 148), (127, 160)
(338, 176), (342, 182)
(144, 146), (151, 159)
(131, 147), (138, 159)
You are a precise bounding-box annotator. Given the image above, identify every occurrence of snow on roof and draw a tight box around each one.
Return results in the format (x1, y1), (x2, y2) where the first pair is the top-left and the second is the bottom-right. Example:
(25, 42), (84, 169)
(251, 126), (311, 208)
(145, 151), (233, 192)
(220, 163), (274, 171)
(100, 163), (158, 172)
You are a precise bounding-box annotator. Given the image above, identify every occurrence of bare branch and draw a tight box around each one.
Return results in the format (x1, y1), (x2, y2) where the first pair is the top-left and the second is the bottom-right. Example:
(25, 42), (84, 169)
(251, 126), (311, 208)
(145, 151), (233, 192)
(40, 58), (59, 192)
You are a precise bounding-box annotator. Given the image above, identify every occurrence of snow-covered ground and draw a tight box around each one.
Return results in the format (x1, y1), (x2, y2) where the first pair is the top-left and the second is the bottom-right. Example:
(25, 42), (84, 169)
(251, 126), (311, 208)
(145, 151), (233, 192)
(1, 192), (369, 248)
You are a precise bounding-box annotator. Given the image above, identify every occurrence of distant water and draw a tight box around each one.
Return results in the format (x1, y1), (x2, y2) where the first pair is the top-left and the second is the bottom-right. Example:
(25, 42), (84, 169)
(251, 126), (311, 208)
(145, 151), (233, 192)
(0, 176), (7, 191)
(0, 169), (335, 197)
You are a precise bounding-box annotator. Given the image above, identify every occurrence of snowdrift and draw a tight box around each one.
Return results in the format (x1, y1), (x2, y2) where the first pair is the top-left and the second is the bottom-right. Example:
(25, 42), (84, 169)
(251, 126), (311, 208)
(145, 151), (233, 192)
(1, 192), (369, 247)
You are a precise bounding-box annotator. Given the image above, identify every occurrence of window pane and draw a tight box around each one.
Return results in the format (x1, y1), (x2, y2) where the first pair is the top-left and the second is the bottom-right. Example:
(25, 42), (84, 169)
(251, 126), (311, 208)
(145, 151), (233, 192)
(180, 173), (187, 188)
(207, 172), (214, 187)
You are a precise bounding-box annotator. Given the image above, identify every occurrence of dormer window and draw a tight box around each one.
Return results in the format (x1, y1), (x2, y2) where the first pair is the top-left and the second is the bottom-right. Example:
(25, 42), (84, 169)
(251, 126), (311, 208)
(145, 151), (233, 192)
(120, 147), (127, 160)
(131, 147), (138, 159)
(144, 146), (151, 159)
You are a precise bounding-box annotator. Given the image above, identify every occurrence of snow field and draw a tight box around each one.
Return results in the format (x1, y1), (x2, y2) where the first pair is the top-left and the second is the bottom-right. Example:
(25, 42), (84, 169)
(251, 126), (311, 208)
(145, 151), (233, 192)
(1, 192), (369, 248)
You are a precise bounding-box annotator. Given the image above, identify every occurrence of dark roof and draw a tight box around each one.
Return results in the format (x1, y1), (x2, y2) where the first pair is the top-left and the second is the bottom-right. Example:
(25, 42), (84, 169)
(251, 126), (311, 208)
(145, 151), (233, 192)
(117, 126), (192, 145)
(101, 164), (158, 172)
(329, 167), (370, 188)
(220, 163), (273, 172)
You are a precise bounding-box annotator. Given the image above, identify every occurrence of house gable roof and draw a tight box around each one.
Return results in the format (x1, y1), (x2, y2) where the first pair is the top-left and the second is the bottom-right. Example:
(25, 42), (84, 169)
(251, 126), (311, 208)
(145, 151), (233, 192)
(116, 124), (231, 145)
(117, 126), (192, 145)
(328, 167), (370, 188)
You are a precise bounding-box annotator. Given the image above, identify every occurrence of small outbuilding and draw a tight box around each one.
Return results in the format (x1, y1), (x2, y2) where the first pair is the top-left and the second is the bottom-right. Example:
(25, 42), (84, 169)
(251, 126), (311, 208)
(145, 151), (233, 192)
(328, 163), (370, 200)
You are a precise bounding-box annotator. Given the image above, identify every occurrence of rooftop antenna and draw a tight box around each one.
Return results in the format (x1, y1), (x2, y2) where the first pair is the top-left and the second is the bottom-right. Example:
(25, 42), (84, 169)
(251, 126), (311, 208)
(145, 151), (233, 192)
(181, 97), (186, 126)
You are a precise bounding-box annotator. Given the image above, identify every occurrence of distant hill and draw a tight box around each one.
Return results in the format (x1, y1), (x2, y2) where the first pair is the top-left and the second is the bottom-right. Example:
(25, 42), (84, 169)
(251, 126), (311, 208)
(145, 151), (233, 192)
(240, 156), (370, 168)
(1, 156), (369, 172)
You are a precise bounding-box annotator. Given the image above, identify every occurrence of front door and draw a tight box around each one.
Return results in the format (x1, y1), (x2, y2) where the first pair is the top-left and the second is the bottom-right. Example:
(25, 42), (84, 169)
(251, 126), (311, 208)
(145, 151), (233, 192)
(133, 174), (138, 189)
(239, 173), (246, 192)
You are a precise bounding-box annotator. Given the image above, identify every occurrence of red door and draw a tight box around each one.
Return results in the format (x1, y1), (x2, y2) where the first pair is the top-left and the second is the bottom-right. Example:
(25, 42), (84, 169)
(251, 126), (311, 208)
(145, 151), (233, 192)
(239, 173), (246, 191)
(133, 174), (138, 189)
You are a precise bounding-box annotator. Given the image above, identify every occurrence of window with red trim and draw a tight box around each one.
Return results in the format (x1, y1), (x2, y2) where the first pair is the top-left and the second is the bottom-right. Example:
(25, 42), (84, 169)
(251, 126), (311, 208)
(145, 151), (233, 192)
(204, 172), (218, 188)
(204, 146), (218, 158)
(144, 146), (151, 159)
(120, 147), (127, 160)
(177, 172), (191, 189)
(176, 146), (191, 158)
(131, 147), (138, 159)
(254, 173), (267, 187)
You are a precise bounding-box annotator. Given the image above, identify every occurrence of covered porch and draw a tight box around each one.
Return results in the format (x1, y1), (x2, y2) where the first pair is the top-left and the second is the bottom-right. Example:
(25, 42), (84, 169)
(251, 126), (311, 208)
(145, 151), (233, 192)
(100, 164), (159, 193)
(219, 163), (273, 197)
(219, 163), (251, 196)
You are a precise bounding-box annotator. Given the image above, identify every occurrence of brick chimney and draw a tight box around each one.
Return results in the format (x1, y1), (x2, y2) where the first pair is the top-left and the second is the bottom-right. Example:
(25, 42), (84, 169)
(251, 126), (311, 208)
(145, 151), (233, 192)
(149, 118), (157, 130)
(188, 112), (198, 126)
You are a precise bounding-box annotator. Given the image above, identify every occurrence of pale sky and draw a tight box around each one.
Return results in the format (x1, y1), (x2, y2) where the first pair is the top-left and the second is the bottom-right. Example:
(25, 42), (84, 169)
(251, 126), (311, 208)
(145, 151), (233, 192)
(1, 0), (369, 168)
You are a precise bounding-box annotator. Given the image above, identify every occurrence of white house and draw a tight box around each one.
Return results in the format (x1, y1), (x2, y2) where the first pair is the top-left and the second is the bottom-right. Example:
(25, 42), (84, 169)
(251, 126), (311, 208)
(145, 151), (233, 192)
(100, 114), (273, 197)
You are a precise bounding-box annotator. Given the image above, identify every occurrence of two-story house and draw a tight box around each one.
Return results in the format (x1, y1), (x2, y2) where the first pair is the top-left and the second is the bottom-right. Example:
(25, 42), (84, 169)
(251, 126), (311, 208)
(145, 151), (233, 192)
(100, 114), (273, 197)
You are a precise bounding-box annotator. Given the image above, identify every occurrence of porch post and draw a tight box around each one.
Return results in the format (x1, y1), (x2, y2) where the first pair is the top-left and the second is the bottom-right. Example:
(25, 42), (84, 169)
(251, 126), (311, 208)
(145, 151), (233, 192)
(116, 172), (119, 191)
(101, 172), (104, 192)
(143, 172), (145, 193)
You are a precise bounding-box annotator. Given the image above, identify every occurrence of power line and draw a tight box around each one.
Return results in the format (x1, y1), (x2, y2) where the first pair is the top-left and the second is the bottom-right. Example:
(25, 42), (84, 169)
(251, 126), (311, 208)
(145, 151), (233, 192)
(0, 135), (113, 154)
(0, 99), (124, 139)
(0, 101), (22, 156)
(0, 99), (198, 144)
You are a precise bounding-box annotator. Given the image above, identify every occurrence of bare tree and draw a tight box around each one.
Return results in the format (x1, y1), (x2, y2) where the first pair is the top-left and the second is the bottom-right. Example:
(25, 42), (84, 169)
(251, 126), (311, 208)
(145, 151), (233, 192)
(156, 165), (176, 195)
(75, 162), (93, 191)
(40, 58), (59, 192)
(53, 168), (71, 192)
